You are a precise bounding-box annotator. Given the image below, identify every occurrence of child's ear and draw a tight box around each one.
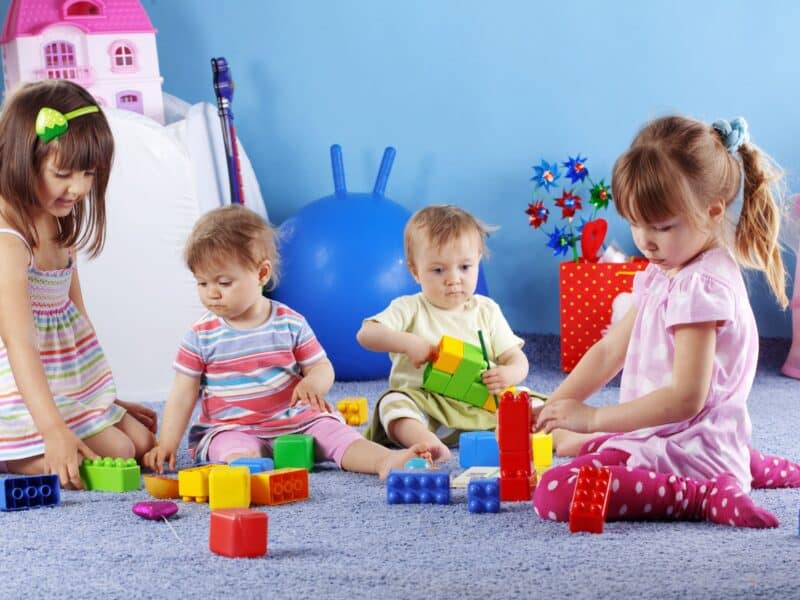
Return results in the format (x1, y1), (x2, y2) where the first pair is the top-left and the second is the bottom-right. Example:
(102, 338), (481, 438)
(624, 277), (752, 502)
(258, 260), (272, 285)
(708, 198), (726, 223)
(407, 261), (421, 284)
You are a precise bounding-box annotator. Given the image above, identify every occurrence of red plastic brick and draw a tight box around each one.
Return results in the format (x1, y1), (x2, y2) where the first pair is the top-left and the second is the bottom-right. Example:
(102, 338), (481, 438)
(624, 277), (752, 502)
(209, 508), (268, 558)
(569, 465), (611, 534)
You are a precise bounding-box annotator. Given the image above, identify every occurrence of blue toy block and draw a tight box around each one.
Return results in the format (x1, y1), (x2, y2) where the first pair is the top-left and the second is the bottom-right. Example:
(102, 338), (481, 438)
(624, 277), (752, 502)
(386, 470), (450, 505)
(0, 475), (61, 511)
(459, 431), (499, 468)
(229, 457), (274, 473)
(467, 478), (500, 514)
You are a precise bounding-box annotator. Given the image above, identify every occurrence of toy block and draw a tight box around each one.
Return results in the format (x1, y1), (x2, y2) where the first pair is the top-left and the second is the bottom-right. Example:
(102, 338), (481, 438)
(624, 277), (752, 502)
(178, 464), (215, 503)
(463, 381), (490, 410)
(432, 335), (464, 374)
(467, 478), (500, 514)
(143, 474), (180, 499)
(422, 362), (451, 394)
(459, 431), (499, 468)
(569, 465), (611, 534)
(209, 466), (251, 510)
(386, 470), (451, 505)
(79, 457), (141, 492)
(273, 434), (315, 471)
(210, 508), (268, 558)
(0, 475), (60, 511)
(251, 468), (309, 506)
(482, 395), (498, 412)
(337, 397), (369, 426)
(499, 474), (534, 502)
(229, 457), (274, 473)
(498, 390), (533, 502)
(532, 433), (553, 469)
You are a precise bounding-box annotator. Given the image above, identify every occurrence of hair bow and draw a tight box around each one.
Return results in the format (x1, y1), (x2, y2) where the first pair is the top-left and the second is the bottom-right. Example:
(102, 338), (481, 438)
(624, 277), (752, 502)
(712, 117), (749, 154)
(35, 105), (99, 143)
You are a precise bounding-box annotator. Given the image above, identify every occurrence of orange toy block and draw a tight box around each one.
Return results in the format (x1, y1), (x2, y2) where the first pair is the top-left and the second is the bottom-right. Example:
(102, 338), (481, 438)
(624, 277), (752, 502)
(251, 468), (309, 506)
(431, 335), (463, 374)
(209, 466), (251, 510)
(178, 464), (215, 503)
(337, 397), (369, 426)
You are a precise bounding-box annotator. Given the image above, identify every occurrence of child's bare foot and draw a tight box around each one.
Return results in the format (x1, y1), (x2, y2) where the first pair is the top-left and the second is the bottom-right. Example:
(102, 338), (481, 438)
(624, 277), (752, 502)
(377, 443), (442, 480)
(223, 450), (261, 464)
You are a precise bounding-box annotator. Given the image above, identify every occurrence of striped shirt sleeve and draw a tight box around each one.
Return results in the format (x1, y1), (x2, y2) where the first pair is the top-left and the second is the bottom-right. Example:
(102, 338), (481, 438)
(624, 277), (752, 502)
(174, 326), (205, 377)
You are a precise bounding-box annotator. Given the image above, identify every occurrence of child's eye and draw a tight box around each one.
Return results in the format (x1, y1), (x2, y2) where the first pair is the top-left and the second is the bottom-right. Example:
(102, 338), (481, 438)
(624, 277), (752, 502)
(460, 264), (473, 272)
(219, 281), (232, 287)
(653, 225), (672, 232)
(197, 282), (207, 287)
(431, 267), (443, 274)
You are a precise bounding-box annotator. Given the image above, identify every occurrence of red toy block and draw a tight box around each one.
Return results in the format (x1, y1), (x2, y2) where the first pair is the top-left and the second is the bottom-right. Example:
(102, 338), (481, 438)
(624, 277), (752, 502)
(499, 474), (534, 502)
(499, 450), (531, 476)
(497, 390), (531, 452)
(569, 465), (611, 534)
(209, 508), (268, 558)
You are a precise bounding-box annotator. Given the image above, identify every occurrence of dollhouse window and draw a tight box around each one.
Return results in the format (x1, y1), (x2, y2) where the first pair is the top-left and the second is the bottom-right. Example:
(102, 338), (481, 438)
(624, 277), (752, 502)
(63, 1), (104, 17)
(42, 41), (80, 80)
(116, 90), (143, 115)
(110, 41), (137, 72)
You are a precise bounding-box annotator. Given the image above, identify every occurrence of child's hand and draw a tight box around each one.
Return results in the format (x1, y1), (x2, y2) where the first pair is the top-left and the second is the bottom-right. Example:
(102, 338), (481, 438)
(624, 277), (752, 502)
(405, 336), (437, 368)
(115, 399), (158, 434)
(535, 398), (596, 434)
(290, 378), (334, 413)
(481, 365), (517, 395)
(143, 444), (177, 474)
(42, 426), (99, 489)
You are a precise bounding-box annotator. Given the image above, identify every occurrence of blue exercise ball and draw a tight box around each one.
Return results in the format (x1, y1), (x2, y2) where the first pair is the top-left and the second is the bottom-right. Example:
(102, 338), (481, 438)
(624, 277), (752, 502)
(272, 144), (488, 381)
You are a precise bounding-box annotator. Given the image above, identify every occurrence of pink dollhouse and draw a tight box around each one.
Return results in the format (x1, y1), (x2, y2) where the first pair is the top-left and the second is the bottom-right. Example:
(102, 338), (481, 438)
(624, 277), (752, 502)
(1, 0), (164, 123)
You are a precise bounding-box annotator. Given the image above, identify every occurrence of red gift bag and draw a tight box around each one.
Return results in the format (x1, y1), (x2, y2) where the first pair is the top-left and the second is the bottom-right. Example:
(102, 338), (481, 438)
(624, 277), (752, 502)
(559, 259), (648, 372)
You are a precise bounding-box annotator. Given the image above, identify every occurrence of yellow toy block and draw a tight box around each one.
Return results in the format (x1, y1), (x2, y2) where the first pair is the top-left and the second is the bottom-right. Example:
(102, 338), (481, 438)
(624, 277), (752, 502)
(432, 335), (463, 375)
(337, 397), (368, 426)
(209, 466), (251, 510)
(532, 432), (553, 468)
(178, 464), (215, 503)
(251, 468), (309, 506)
(482, 395), (497, 413)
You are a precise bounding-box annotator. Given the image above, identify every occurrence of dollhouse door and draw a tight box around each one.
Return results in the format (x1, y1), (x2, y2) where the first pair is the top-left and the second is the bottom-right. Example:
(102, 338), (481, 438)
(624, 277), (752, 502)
(116, 90), (143, 115)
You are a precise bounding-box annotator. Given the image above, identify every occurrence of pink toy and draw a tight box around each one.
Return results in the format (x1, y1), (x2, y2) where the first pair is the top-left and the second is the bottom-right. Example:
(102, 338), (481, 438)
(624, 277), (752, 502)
(1, 0), (165, 123)
(782, 194), (800, 378)
(132, 500), (178, 520)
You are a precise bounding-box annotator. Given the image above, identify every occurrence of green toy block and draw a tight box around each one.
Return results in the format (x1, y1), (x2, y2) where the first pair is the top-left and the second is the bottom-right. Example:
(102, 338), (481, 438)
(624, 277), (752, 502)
(462, 341), (488, 372)
(444, 350), (485, 399)
(463, 381), (490, 409)
(79, 457), (141, 492)
(273, 434), (315, 472)
(422, 362), (451, 394)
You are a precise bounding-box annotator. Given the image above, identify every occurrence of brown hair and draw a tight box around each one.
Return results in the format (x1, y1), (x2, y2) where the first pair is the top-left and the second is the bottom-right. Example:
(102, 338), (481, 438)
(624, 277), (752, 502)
(185, 204), (280, 290)
(404, 204), (493, 268)
(0, 80), (113, 258)
(612, 115), (787, 307)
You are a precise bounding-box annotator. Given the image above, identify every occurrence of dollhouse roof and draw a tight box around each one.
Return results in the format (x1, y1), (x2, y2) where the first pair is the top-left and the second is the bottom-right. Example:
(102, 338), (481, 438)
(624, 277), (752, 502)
(1, 0), (156, 44)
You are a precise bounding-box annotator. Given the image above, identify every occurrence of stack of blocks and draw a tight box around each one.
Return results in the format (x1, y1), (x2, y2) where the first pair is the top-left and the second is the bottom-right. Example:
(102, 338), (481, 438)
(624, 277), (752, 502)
(422, 335), (495, 412)
(497, 390), (533, 501)
(569, 465), (611, 534)
(79, 457), (141, 492)
(337, 397), (369, 426)
(0, 474), (60, 511)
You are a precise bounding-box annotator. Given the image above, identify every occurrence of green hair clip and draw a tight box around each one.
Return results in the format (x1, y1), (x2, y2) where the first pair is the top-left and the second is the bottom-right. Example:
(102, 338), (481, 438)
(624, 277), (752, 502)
(35, 105), (100, 143)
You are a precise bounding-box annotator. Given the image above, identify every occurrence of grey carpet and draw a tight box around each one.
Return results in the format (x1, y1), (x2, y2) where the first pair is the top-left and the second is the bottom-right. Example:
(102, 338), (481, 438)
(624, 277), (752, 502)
(1, 334), (798, 599)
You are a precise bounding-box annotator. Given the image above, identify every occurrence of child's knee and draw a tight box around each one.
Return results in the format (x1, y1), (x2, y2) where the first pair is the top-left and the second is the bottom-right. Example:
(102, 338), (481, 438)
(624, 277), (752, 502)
(533, 470), (569, 522)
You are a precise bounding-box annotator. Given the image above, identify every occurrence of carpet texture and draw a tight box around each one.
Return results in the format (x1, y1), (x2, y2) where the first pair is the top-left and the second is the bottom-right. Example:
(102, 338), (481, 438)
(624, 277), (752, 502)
(1, 334), (798, 599)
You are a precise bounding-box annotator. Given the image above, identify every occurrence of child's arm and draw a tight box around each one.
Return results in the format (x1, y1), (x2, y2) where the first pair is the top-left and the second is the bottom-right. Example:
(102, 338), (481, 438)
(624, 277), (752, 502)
(142, 372), (200, 473)
(357, 320), (436, 367)
(537, 321), (716, 434)
(0, 238), (98, 489)
(291, 358), (335, 413)
(481, 346), (529, 395)
(68, 258), (158, 433)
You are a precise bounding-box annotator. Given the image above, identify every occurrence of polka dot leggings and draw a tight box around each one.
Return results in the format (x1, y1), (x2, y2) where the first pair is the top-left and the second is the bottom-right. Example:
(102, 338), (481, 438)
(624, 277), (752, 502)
(580, 434), (800, 490)
(533, 449), (779, 528)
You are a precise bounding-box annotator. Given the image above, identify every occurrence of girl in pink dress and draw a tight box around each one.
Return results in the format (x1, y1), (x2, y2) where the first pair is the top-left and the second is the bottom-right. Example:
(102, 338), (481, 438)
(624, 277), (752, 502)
(534, 115), (796, 528)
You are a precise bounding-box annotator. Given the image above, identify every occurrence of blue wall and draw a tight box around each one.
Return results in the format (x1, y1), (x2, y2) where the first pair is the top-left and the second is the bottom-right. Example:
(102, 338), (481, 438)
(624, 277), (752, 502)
(3, 0), (798, 336)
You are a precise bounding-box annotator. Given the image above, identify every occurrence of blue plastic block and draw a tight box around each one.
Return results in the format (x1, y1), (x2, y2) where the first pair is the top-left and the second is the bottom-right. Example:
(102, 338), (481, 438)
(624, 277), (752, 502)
(467, 478), (500, 514)
(386, 470), (450, 505)
(459, 431), (499, 468)
(229, 457), (274, 473)
(0, 475), (61, 511)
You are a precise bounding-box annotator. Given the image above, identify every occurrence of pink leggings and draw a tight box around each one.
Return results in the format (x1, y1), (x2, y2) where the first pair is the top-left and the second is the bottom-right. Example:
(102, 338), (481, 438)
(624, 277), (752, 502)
(207, 417), (362, 467)
(532, 435), (796, 529)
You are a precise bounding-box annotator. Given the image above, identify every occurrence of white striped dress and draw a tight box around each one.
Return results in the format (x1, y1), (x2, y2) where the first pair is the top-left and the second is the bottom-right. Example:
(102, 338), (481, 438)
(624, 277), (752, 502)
(0, 229), (125, 460)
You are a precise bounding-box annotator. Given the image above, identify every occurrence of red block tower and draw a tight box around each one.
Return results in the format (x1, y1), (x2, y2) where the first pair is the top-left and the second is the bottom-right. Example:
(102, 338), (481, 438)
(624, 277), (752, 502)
(497, 390), (533, 501)
(569, 465), (611, 534)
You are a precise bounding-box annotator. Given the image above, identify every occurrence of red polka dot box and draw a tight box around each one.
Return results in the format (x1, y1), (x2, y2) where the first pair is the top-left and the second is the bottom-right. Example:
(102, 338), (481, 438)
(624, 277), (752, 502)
(559, 258), (648, 372)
